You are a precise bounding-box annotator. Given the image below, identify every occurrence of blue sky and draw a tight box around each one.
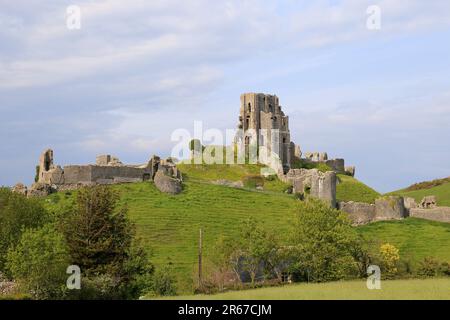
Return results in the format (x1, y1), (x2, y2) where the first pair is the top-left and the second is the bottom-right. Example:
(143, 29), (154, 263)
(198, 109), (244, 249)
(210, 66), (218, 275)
(1, 0), (450, 192)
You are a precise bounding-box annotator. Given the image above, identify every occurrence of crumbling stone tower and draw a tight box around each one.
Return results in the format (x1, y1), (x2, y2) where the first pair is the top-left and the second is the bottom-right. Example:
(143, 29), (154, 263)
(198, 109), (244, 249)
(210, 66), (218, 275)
(238, 93), (293, 172)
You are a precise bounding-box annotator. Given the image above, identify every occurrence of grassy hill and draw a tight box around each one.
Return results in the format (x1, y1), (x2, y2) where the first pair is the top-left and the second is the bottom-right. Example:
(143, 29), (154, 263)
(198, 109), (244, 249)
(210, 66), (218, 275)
(337, 174), (380, 204)
(388, 180), (450, 207)
(358, 218), (450, 263)
(44, 164), (450, 294)
(45, 168), (298, 292)
(158, 278), (450, 300)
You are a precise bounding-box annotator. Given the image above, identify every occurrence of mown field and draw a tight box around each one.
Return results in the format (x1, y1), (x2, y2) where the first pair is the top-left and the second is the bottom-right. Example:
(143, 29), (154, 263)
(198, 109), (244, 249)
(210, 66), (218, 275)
(158, 278), (450, 300)
(44, 164), (450, 293)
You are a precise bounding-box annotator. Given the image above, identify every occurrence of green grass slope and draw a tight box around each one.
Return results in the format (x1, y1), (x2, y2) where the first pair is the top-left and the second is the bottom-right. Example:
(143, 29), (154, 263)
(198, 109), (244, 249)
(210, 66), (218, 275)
(158, 278), (450, 300)
(122, 181), (297, 290)
(357, 218), (450, 263)
(389, 182), (450, 207)
(44, 165), (450, 294)
(336, 174), (381, 204)
(46, 174), (298, 292)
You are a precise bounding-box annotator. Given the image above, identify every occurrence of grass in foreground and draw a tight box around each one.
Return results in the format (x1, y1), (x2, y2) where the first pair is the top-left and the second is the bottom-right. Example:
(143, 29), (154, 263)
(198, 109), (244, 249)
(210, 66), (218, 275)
(155, 278), (450, 300)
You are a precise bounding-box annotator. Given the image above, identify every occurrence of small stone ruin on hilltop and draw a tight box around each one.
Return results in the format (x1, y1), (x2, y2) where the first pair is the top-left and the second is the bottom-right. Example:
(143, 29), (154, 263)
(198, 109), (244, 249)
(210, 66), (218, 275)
(17, 149), (183, 196)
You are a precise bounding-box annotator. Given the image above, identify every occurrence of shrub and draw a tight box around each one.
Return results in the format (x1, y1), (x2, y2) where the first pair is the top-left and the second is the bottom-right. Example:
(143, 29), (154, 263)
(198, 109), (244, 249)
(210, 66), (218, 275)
(6, 224), (70, 300)
(153, 264), (177, 296)
(0, 188), (49, 272)
(379, 243), (400, 278)
(417, 257), (442, 277)
(440, 261), (450, 276)
(72, 274), (120, 300)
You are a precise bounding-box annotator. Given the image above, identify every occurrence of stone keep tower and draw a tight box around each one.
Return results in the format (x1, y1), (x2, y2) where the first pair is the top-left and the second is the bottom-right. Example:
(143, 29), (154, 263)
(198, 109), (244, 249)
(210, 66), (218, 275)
(238, 93), (293, 171)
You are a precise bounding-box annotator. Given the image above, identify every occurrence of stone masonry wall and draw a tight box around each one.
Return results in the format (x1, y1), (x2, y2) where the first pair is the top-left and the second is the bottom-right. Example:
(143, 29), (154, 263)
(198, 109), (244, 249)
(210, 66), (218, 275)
(337, 201), (376, 225)
(410, 207), (450, 223)
(282, 168), (337, 207)
(339, 196), (407, 225)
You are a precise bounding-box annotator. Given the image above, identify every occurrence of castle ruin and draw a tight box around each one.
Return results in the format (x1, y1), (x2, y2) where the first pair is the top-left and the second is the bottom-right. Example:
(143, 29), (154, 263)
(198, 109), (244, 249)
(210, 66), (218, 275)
(237, 92), (354, 207)
(11, 92), (450, 224)
(27, 149), (182, 196)
(237, 93), (294, 173)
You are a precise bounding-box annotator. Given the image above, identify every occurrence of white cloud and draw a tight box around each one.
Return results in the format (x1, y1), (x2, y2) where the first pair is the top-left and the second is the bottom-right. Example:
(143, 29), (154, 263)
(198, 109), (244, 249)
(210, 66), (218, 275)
(1, 0), (450, 189)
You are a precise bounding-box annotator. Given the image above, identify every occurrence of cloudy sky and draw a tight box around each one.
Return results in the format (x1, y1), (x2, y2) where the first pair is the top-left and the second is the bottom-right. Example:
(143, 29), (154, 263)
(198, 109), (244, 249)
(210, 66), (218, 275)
(1, 0), (450, 192)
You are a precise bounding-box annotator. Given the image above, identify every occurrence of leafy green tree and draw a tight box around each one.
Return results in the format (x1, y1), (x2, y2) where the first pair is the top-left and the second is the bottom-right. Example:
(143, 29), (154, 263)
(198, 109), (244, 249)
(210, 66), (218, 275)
(0, 188), (49, 272)
(289, 199), (362, 282)
(207, 235), (241, 290)
(209, 219), (278, 287)
(59, 185), (153, 299)
(237, 218), (277, 285)
(6, 224), (70, 299)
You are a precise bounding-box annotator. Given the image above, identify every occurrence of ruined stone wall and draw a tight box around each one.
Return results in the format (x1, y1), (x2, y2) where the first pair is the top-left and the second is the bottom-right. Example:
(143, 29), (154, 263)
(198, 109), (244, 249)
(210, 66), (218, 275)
(29, 150), (183, 196)
(337, 201), (376, 225)
(90, 166), (149, 184)
(311, 171), (336, 208)
(61, 165), (151, 185)
(325, 159), (345, 173)
(339, 196), (407, 225)
(63, 166), (93, 184)
(283, 168), (337, 207)
(410, 207), (450, 223)
(374, 196), (406, 221)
